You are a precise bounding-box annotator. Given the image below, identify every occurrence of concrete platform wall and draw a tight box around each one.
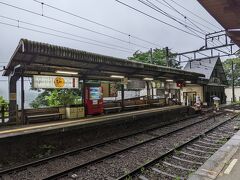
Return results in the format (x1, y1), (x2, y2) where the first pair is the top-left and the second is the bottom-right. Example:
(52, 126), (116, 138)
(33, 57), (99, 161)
(0, 106), (190, 165)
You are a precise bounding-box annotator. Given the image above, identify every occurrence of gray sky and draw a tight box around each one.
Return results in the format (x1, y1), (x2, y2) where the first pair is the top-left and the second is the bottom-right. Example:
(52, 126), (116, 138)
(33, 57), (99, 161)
(0, 0), (225, 99)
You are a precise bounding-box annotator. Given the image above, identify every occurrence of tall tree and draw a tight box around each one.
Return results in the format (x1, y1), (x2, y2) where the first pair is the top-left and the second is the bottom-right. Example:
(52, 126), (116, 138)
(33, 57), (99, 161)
(223, 57), (240, 86)
(128, 48), (180, 68)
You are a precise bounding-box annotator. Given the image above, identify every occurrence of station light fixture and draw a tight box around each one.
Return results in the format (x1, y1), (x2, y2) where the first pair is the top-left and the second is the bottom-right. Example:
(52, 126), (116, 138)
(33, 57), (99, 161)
(110, 75), (125, 79)
(185, 81), (192, 84)
(56, 70), (78, 75)
(166, 79), (173, 82)
(143, 77), (154, 81)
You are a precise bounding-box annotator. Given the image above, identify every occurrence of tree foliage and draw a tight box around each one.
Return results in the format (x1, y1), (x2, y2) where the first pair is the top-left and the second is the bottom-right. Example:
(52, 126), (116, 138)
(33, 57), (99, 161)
(223, 57), (240, 86)
(128, 48), (181, 68)
(30, 89), (82, 108)
(0, 96), (8, 106)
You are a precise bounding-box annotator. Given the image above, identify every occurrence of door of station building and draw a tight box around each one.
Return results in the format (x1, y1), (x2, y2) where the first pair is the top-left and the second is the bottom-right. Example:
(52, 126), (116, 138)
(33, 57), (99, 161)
(183, 92), (196, 106)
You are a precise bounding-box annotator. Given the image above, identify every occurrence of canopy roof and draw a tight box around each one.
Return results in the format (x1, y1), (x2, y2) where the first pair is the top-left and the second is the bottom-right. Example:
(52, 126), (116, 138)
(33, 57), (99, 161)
(198, 0), (240, 47)
(3, 39), (204, 81)
(184, 56), (228, 85)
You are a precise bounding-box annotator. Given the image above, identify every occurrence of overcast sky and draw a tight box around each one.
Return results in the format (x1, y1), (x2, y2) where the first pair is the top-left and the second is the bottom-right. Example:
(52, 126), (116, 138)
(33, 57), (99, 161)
(0, 0), (227, 99)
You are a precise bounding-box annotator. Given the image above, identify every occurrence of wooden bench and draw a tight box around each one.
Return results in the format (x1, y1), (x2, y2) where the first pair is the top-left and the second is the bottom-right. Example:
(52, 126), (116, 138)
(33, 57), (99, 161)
(104, 102), (122, 114)
(148, 98), (166, 107)
(124, 100), (150, 110)
(25, 107), (63, 123)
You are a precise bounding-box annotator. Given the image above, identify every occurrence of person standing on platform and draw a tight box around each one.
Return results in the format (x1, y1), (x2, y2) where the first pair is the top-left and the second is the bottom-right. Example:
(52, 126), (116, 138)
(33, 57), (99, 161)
(213, 96), (220, 111)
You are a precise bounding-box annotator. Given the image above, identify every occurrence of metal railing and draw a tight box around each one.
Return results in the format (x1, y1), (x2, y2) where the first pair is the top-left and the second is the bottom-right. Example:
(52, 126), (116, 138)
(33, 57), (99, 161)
(0, 105), (19, 126)
(0, 104), (8, 124)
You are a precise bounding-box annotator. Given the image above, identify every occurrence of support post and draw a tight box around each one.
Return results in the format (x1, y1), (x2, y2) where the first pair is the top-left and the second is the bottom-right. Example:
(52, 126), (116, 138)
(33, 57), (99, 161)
(82, 79), (86, 115)
(232, 61), (235, 102)
(151, 82), (154, 99)
(121, 84), (124, 111)
(21, 75), (25, 124)
(146, 81), (150, 100)
(150, 48), (153, 64)
(166, 47), (169, 67)
(9, 76), (18, 123)
(8, 65), (22, 123)
(82, 79), (86, 105)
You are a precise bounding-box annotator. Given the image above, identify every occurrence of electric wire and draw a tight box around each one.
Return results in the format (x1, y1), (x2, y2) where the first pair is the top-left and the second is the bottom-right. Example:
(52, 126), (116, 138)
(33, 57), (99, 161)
(167, 0), (222, 31)
(0, 21), (135, 53)
(33, 0), (194, 60)
(138, 0), (205, 39)
(115, 0), (205, 40)
(0, 1), (193, 62)
(146, 0), (230, 52)
(155, 0), (211, 33)
(116, 0), (230, 57)
(33, 0), (163, 48)
(0, 15), (135, 52)
(0, 1), (149, 50)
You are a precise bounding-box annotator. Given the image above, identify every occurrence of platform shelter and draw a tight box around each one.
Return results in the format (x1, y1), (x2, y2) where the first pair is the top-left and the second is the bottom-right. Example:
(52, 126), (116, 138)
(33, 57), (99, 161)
(3, 39), (204, 124)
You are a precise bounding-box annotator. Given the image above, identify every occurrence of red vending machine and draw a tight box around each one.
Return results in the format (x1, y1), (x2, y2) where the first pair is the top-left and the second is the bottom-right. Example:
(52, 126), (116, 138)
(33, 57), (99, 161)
(85, 84), (104, 115)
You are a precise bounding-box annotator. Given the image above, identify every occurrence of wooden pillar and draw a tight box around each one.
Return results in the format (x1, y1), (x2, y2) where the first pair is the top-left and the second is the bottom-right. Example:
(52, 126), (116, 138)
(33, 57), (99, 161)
(21, 75), (25, 124)
(146, 81), (150, 100)
(151, 82), (154, 99)
(82, 79), (86, 115)
(8, 76), (18, 123)
(121, 84), (124, 111)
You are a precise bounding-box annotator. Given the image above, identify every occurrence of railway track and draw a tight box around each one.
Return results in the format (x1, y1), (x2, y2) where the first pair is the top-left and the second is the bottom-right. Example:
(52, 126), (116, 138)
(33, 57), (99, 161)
(0, 110), (238, 180)
(118, 117), (239, 180)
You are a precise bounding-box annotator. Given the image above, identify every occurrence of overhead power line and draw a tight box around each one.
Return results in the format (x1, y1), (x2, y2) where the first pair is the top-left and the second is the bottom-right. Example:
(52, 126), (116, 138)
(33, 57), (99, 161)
(155, 0), (212, 33)
(0, 1), (149, 50)
(0, 15), (135, 52)
(115, 0), (205, 40)
(33, 0), (163, 48)
(137, 0), (205, 39)
(0, 21), (135, 53)
(149, 0), (230, 53)
(168, 0), (222, 31)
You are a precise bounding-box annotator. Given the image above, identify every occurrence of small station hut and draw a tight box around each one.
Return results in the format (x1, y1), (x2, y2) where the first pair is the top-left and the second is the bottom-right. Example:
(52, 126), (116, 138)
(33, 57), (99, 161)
(182, 56), (228, 106)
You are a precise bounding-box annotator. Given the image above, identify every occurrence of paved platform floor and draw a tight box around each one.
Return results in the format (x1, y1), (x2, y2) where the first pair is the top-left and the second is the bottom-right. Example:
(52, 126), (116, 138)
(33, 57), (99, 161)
(0, 105), (183, 138)
(217, 148), (240, 180)
(189, 125), (240, 180)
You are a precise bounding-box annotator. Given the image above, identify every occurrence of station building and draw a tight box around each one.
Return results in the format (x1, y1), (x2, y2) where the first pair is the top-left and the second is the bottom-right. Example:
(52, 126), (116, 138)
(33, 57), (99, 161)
(3, 39), (204, 124)
(182, 56), (228, 106)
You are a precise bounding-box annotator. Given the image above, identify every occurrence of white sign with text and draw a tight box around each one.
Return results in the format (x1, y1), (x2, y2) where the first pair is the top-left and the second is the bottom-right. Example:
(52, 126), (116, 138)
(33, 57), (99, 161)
(33, 75), (79, 89)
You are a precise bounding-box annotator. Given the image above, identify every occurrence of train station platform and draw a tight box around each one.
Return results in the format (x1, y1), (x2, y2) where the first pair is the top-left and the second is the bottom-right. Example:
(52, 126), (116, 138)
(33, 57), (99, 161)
(0, 105), (190, 166)
(0, 105), (186, 138)
(189, 121), (240, 180)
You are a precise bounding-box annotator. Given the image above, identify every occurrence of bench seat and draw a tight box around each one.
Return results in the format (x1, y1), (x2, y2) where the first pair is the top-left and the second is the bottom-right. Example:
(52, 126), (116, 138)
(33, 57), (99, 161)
(27, 113), (63, 119)
(25, 108), (63, 123)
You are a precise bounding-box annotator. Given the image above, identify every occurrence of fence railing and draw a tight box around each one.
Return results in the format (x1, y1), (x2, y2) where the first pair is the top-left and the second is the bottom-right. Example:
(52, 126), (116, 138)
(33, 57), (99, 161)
(0, 104), (9, 124)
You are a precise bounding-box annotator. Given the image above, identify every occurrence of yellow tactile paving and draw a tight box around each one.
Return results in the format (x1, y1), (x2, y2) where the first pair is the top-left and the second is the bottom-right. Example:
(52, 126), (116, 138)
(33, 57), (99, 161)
(0, 105), (182, 136)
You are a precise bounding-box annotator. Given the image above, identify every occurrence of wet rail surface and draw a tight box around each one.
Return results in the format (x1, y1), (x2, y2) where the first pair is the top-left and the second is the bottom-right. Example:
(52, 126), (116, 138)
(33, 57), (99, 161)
(0, 109), (238, 180)
(129, 120), (238, 180)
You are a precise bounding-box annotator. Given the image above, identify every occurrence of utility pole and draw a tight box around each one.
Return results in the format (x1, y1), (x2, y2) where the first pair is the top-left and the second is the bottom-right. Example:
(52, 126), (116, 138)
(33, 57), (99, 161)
(166, 47), (170, 67)
(232, 60), (235, 102)
(150, 48), (153, 64)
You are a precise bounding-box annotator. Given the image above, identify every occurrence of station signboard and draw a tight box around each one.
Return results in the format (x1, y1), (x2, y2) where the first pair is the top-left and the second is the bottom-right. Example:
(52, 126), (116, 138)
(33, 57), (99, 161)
(33, 75), (79, 89)
(127, 79), (145, 90)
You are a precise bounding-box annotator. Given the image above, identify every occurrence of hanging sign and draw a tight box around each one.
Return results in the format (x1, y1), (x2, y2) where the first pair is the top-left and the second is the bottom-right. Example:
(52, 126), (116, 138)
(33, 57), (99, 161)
(33, 75), (79, 89)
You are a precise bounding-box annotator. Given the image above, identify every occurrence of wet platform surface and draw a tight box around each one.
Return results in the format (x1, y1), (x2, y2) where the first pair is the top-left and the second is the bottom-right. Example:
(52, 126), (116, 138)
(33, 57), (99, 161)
(189, 123), (240, 180)
(0, 105), (183, 139)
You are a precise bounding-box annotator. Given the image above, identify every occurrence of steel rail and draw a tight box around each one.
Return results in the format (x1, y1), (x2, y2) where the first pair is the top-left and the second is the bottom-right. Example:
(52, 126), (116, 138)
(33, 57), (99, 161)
(0, 113), (199, 175)
(116, 114), (239, 180)
(43, 113), (226, 179)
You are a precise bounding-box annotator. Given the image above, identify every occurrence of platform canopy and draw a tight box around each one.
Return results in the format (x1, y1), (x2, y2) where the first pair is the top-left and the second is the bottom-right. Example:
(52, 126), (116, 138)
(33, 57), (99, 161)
(3, 39), (204, 81)
(198, 0), (240, 47)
